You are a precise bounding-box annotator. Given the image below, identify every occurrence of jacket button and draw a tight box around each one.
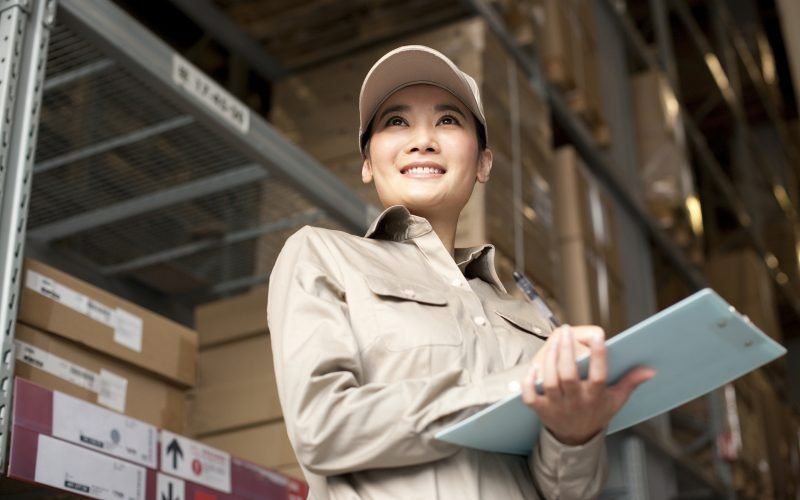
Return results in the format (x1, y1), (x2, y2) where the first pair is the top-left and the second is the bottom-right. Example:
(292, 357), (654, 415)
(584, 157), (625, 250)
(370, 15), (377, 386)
(451, 278), (462, 287)
(402, 288), (416, 298)
(473, 316), (487, 326)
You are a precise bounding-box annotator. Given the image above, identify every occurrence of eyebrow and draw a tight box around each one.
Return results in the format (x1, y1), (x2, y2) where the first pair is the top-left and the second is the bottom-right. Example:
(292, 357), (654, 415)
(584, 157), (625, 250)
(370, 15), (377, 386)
(433, 104), (467, 118)
(377, 104), (411, 122)
(377, 103), (468, 123)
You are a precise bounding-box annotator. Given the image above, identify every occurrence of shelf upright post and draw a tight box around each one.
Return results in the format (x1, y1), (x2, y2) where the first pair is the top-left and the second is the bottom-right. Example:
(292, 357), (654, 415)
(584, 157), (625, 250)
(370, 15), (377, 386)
(0, 0), (54, 473)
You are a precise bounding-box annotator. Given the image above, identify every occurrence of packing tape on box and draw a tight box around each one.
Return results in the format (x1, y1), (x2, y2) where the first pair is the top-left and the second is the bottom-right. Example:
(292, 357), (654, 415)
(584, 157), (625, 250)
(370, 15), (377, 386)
(26, 269), (143, 352)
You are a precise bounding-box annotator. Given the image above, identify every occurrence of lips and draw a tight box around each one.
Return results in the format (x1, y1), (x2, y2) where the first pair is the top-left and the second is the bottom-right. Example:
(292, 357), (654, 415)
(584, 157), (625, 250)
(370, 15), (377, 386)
(400, 162), (446, 175)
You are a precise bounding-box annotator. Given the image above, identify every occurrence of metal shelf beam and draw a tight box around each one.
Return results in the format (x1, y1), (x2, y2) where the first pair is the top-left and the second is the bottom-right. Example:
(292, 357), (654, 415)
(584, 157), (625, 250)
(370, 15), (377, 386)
(34, 115), (195, 174)
(100, 210), (323, 275)
(58, 0), (371, 235)
(463, 0), (707, 293)
(27, 164), (267, 242)
(601, 0), (800, 320)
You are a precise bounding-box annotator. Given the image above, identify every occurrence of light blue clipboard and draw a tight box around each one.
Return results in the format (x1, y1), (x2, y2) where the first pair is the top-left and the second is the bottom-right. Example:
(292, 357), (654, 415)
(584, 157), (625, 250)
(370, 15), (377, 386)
(434, 288), (786, 456)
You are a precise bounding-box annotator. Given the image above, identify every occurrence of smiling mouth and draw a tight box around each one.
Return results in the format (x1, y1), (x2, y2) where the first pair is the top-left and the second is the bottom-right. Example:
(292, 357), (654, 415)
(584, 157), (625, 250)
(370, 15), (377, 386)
(401, 165), (446, 175)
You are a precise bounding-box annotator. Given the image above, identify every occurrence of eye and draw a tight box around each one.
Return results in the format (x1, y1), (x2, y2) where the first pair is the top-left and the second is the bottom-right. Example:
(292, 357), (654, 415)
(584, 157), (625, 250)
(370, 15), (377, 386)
(386, 116), (407, 127)
(438, 115), (460, 126)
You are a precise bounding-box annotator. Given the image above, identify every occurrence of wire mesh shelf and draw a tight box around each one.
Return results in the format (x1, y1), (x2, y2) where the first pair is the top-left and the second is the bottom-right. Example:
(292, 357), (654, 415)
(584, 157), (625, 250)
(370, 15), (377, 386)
(27, 6), (365, 308)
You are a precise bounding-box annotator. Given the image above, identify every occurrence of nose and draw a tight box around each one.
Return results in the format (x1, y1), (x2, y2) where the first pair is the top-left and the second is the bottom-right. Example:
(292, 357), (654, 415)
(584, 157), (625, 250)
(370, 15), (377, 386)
(405, 124), (439, 154)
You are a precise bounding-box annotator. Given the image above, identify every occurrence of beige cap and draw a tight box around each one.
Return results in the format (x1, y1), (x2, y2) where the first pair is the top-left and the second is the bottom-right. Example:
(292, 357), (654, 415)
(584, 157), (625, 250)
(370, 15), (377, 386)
(358, 45), (487, 155)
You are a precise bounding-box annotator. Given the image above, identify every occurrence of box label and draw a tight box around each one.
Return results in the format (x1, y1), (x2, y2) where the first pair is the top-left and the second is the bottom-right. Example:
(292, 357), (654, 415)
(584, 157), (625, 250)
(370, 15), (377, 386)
(157, 473), (185, 500)
(15, 339), (97, 391)
(113, 307), (144, 352)
(97, 369), (128, 413)
(15, 340), (130, 414)
(52, 391), (157, 468)
(34, 434), (146, 500)
(160, 431), (231, 493)
(172, 54), (250, 134)
(26, 270), (144, 353)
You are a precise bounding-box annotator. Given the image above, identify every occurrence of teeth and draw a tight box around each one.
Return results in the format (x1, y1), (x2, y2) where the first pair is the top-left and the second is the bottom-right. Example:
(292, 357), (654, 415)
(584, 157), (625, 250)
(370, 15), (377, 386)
(405, 166), (444, 174)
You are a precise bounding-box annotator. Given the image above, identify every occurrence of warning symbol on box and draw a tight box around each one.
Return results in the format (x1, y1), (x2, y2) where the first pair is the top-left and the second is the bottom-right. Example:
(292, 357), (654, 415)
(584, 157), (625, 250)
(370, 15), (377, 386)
(160, 431), (231, 493)
(157, 473), (184, 500)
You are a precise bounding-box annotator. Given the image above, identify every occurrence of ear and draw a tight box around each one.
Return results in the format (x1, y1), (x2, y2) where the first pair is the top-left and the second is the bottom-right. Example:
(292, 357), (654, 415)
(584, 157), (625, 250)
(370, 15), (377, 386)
(361, 157), (374, 184)
(476, 148), (493, 184)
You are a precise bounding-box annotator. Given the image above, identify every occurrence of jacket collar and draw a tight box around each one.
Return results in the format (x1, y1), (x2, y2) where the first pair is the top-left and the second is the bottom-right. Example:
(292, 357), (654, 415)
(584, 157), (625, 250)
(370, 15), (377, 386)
(365, 205), (505, 290)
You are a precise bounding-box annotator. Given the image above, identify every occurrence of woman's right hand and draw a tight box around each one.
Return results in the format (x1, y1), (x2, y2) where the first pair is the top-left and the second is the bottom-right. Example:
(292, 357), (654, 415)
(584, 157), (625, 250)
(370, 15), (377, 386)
(522, 325), (656, 446)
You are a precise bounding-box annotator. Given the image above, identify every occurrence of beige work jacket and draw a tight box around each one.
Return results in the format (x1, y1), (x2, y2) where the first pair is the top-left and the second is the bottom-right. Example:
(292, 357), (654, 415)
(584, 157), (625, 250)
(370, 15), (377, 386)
(267, 205), (607, 500)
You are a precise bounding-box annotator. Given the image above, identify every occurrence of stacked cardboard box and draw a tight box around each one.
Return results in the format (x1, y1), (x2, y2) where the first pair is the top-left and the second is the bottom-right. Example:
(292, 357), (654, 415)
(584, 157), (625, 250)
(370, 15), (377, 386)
(269, 18), (559, 302)
(705, 250), (783, 343)
(7, 377), (308, 500)
(525, 0), (611, 145)
(632, 71), (702, 262)
(553, 147), (626, 335)
(15, 258), (197, 432)
(189, 287), (302, 481)
(729, 369), (800, 499)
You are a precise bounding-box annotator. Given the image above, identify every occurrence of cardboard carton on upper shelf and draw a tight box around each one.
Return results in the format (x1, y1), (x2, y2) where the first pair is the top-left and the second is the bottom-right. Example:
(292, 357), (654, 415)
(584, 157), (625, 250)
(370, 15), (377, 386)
(18, 258), (197, 387)
(187, 334), (281, 436)
(553, 147), (626, 334)
(14, 322), (186, 432)
(201, 420), (298, 472)
(194, 285), (268, 348)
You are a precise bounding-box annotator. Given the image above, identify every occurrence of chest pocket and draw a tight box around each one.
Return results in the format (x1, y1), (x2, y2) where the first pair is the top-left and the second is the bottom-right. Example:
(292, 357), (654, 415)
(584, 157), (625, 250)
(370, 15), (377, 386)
(494, 308), (552, 340)
(364, 275), (462, 351)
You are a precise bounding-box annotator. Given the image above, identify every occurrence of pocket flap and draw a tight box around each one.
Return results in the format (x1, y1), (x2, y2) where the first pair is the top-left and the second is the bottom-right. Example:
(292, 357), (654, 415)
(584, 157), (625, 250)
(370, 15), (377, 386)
(364, 275), (448, 306)
(494, 309), (551, 339)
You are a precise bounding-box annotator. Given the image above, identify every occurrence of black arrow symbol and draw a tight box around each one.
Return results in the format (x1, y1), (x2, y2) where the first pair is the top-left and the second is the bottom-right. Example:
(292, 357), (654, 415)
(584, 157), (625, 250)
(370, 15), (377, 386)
(161, 481), (179, 500)
(166, 439), (183, 470)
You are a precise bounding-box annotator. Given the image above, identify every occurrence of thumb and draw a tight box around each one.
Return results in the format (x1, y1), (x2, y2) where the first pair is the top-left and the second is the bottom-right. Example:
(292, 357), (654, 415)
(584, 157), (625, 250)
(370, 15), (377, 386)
(607, 367), (656, 413)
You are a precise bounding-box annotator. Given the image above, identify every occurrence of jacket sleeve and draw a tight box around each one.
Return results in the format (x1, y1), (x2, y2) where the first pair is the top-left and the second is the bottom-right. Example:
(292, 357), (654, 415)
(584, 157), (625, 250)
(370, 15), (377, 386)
(267, 227), (526, 476)
(530, 426), (608, 499)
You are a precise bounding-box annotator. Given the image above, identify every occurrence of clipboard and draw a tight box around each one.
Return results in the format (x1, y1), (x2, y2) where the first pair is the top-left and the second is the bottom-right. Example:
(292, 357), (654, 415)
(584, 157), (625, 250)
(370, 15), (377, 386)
(434, 288), (786, 455)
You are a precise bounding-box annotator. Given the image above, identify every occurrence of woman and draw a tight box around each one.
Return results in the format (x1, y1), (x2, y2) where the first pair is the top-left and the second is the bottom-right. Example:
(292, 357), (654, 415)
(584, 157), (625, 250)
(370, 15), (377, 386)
(268, 45), (655, 500)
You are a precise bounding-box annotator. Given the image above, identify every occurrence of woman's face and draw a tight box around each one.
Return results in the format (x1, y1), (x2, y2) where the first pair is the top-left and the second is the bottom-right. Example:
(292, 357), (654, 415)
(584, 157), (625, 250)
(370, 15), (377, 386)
(362, 84), (492, 220)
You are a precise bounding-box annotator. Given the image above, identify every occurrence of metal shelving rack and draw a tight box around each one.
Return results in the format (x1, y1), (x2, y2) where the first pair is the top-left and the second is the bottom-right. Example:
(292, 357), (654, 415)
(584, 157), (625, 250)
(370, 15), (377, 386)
(465, 0), (799, 498)
(0, 0), (372, 483)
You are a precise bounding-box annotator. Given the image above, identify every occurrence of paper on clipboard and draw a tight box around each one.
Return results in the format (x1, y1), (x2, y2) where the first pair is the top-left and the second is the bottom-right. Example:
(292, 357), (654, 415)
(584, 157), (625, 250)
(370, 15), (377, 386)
(434, 289), (786, 456)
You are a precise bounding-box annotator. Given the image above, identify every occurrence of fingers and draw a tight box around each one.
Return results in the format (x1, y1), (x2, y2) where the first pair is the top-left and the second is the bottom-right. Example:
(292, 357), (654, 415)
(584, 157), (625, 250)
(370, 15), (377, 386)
(571, 325), (602, 348)
(542, 329), (562, 398)
(557, 326), (580, 398)
(521, 364), (539, 406)
(608, 367), (657, 412)
(587, 328), (607, 397)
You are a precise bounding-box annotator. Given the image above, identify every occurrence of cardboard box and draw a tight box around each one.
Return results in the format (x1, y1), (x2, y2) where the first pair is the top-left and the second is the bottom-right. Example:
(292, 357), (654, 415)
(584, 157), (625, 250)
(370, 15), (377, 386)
(201, 420), (297, 470)
(554, 147), (625, 333)
(195, 286), (268, 347)
(9, 378), (309, 499)
(632, 71), (696, 226)
(14, 322), (186, 432)
(18, 259), (197, 387)
(706, 251), (782, 343)
(188, 335), (281, 436)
